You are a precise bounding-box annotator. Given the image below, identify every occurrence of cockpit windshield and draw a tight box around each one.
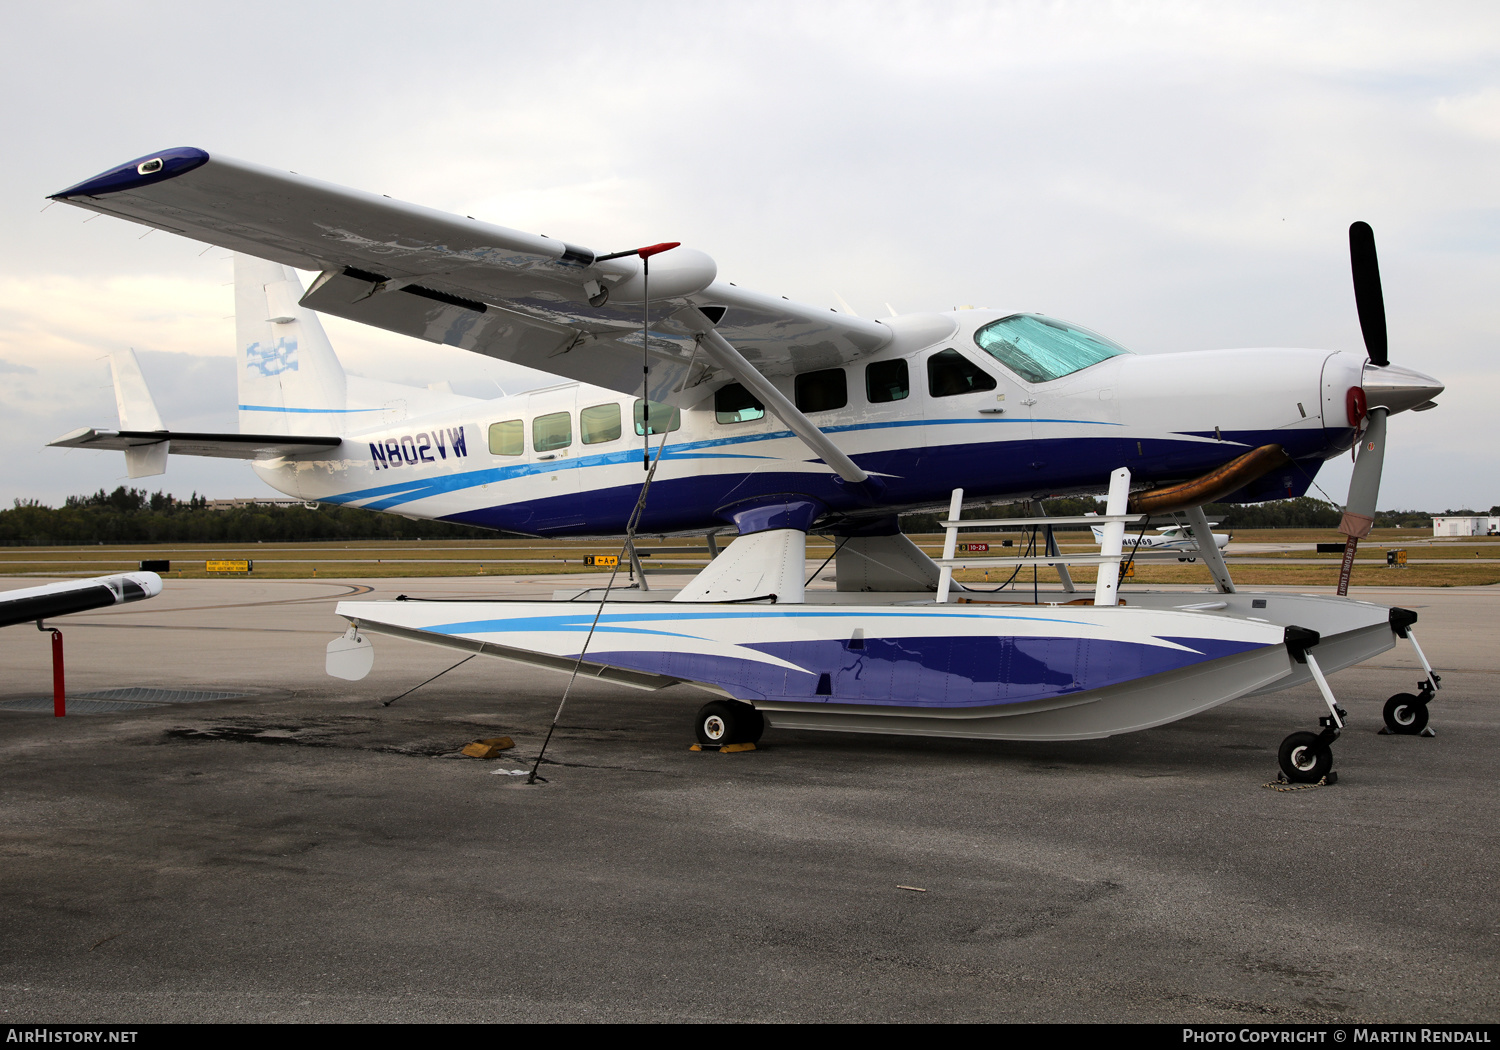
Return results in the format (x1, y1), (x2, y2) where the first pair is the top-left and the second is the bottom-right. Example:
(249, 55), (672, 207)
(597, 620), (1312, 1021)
(973, 314), (1132, 384)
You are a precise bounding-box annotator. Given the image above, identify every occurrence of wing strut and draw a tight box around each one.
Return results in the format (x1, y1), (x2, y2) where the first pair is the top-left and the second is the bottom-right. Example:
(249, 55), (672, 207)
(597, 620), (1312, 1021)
(679, 308), (877, 493)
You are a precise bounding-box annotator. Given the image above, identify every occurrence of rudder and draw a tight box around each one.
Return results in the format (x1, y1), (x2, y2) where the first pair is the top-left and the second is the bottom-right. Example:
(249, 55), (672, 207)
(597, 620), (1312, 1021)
(235, 254), (349, 435)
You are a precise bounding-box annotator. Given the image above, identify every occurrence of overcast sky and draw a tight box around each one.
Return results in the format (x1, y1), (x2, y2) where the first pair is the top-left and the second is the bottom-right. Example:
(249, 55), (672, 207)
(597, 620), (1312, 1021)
(1, 1), (1495, 511)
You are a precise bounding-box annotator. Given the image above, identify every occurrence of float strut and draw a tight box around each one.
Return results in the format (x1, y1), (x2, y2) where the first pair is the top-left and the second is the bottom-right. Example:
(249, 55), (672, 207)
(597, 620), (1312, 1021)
(1094, 467), (1131, 607)
(1406, 629), (1440, 699)
(1304, 651), (1344, 729)
(936, 488), (963, 604)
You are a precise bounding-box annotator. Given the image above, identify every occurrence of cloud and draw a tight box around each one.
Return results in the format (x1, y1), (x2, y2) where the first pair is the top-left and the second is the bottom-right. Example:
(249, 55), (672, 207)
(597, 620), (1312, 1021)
(1435, 87), (1500, 139)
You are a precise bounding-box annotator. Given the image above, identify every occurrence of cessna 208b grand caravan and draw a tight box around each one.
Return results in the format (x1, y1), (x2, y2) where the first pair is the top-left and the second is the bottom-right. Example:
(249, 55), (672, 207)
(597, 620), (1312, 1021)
(47, 148), (1447, 782)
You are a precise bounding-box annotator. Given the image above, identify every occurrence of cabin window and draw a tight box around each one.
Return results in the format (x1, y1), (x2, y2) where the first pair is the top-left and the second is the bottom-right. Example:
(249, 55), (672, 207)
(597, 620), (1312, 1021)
(532, 411), (572, 452)
(715, 383), (765, 424)
(580, 403), (622, 444)
(633, 399), (682, 436)
(795, 368), (847, 412)
(927, 348), (997, 397)
(973, 313), (1132, 383)
(865, 359), (909, 403)
(488, 419), (523, 456)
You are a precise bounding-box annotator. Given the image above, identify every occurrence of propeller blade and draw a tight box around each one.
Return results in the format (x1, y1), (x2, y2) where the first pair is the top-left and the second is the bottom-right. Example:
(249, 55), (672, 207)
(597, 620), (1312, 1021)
(1342, 407), (1387, 536)
(1349, 221), (1389, 367)
(1336, 406), (1388, 595)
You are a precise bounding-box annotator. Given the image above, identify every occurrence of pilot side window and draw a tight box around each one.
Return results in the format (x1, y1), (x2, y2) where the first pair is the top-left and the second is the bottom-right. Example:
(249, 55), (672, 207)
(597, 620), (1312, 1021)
(794, 369), (847, 412)
(634, 399), (682, 435)
(580, 403), (622, 444)
(533, 411), (572, 452)
(715, 383), (765, 425)
(488, 420), (523, 456)
(865, 359), (909, 403)
(927, 348), (997, 397)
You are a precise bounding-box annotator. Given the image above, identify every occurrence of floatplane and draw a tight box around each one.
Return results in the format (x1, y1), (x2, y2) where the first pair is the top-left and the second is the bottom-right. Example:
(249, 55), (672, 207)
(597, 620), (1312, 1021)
(46, 148), (1448, 781)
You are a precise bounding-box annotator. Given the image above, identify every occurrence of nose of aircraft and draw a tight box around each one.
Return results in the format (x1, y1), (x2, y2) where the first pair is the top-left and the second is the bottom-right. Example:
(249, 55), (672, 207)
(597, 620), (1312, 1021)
(1362, 362), (1444, 414)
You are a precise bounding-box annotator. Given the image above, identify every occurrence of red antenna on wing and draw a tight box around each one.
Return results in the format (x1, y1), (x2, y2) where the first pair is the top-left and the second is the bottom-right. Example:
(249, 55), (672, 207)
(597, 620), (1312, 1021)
(594, 242), (681, 469)
(593, 241), (679, 262)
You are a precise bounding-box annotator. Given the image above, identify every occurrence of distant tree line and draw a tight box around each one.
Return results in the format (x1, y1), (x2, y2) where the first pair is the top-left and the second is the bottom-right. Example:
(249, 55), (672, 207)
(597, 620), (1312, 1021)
(1, 488), (498, 546)
(0, 487), (1463, 547)
(899, 496), (1439, 533)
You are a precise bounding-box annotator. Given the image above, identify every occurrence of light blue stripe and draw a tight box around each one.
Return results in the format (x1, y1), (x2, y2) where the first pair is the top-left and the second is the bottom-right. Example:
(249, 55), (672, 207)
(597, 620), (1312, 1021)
(427, 609), (1094, 635)
(238, 404), (383, 414)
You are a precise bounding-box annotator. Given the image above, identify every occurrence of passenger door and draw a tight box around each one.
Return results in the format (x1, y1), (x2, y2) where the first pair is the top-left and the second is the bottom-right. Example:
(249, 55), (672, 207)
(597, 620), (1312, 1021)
(524, 387), (581, 530)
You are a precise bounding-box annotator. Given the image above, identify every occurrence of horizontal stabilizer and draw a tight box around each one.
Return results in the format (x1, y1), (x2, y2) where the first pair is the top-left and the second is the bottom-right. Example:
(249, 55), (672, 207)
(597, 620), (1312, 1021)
(50, 428), (340, 460)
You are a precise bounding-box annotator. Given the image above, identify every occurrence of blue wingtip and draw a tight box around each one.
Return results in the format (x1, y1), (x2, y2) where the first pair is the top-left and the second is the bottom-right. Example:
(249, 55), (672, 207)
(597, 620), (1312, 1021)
(50, 147), (210, 199)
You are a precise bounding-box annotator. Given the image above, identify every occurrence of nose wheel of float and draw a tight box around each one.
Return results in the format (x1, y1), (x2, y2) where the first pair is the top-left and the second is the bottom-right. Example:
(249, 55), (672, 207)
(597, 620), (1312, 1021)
(1274, 613), (1444, 782)
(1382, 615), (1441, 737)
(1278, 730), (1335, 782)
(1277, 712), (1344, 785)
(1383, 689), (1432, 735)
(1277, 628), (1345, 784)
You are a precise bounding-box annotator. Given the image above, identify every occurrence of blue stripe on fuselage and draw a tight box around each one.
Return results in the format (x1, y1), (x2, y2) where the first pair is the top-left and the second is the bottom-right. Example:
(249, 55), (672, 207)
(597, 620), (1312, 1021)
(310, 418), (1339, 532)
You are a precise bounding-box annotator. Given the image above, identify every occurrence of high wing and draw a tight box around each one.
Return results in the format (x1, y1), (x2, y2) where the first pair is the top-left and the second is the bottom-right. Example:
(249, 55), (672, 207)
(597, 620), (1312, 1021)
(50, 148), (894, 408)
(49, 428), (341, 460)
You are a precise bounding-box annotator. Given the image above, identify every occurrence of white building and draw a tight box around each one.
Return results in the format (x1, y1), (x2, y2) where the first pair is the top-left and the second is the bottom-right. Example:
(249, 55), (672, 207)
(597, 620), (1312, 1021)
(1431, 515), (1499, 537)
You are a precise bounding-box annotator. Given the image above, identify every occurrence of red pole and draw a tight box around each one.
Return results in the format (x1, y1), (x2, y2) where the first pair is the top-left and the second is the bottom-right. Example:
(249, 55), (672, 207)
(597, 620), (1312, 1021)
(50, 628), (64, 717)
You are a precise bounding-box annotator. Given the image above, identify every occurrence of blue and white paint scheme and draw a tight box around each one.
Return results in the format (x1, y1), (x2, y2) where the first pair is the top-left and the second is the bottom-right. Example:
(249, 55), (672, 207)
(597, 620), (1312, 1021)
(336, 597), (1305, 741)
(46, 148), (1444, 761)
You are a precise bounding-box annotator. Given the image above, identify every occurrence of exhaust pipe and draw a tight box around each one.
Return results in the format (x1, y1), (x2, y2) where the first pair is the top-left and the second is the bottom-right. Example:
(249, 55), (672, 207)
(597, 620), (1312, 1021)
(1127, 444), (1292, 516)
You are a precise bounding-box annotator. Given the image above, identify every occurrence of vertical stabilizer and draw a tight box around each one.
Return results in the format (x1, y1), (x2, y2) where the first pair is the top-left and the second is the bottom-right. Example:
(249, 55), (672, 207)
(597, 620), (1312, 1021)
(235, 254), (348, 435)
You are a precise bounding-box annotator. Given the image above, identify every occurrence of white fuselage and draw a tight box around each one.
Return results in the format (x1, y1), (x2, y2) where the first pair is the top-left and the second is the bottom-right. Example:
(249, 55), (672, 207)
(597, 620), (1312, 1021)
(252, 310), (1365, 536)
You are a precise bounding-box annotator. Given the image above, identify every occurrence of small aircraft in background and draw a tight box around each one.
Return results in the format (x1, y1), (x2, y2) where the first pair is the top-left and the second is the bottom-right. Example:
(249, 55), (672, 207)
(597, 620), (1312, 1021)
(1089, 518), (1230, 560)
(45, 147), (1448, 782)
